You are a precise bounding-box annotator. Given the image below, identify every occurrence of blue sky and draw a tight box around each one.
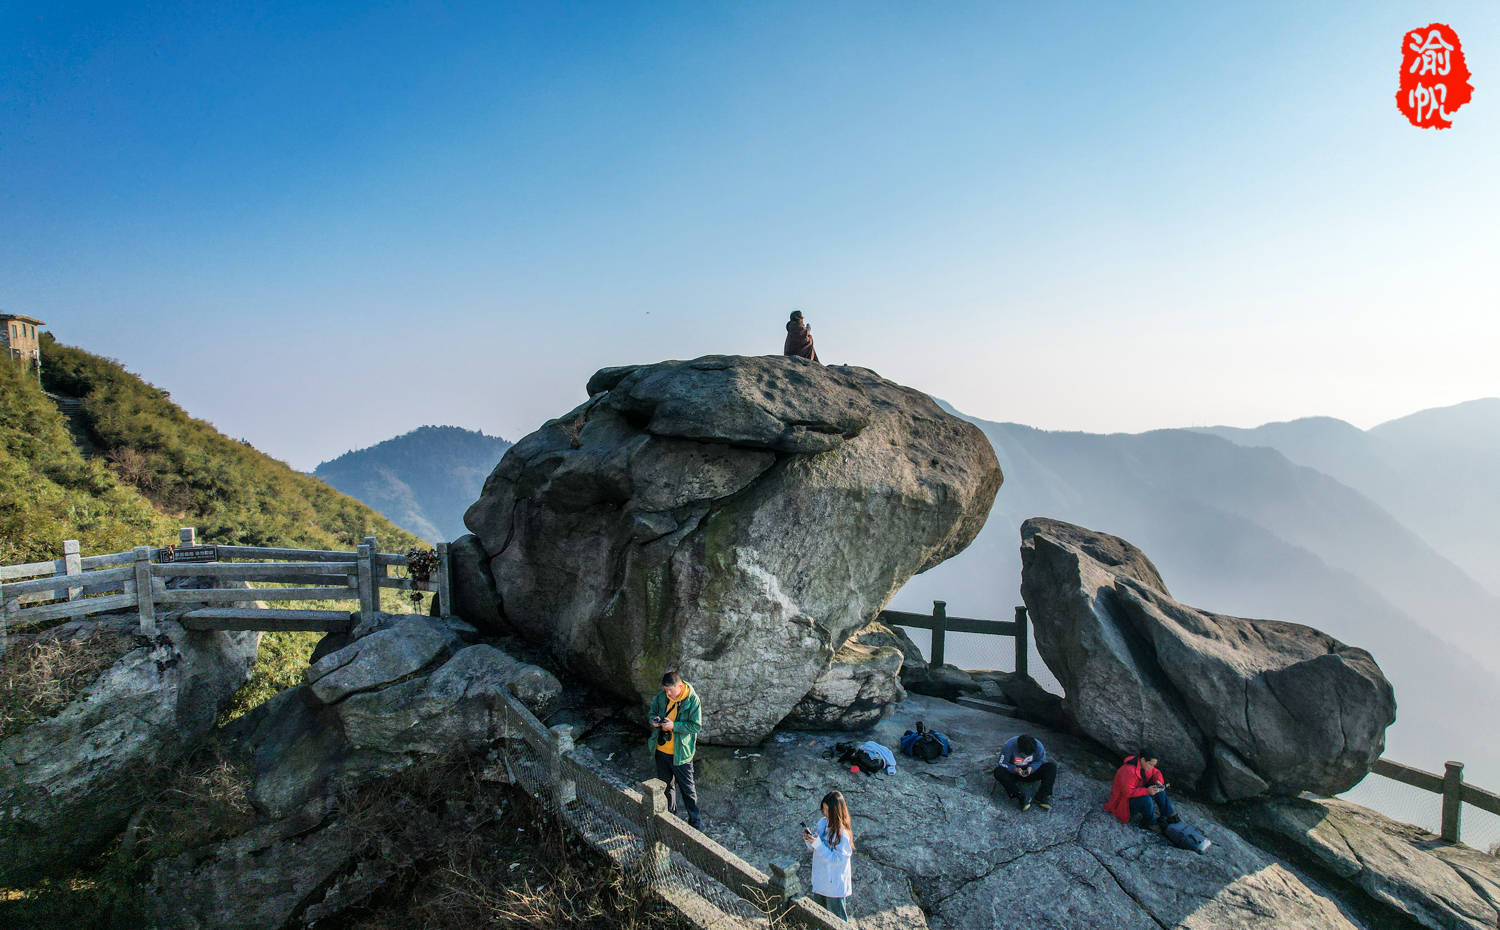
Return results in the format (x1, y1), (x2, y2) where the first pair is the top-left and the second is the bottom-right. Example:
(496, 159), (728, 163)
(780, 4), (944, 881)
(3, 1), (1495, 469)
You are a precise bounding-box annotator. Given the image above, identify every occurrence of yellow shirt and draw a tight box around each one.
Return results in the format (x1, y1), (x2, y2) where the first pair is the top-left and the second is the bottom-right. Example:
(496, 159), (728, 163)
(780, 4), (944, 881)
(657, 692), (685, 756)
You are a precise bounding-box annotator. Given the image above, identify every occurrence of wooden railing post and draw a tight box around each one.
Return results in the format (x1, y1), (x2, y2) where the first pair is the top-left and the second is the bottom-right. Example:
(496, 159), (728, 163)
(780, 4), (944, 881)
(1013, 605), (1029, 678)
(436, 541), (451, 616)
(133, 546), (156, 636)
(550, 724), (577, 807)
(930, 600), (947, 668)
(1442, 760), (1464, 843)
(63, 539), (82, 602)
(363, 536), (381, 612)
(356, 544), (376, 618)
(639, 778), (671, 882)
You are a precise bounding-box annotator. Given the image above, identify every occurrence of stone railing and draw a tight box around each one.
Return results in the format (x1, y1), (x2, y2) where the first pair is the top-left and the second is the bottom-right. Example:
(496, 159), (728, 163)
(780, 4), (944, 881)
(491, 682), (851, 929)
(0, 528), (451, 652)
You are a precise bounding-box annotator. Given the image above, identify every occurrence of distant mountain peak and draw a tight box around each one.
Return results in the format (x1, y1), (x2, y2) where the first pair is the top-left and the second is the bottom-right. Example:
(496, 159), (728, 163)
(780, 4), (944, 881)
(313, 426), (512, 542)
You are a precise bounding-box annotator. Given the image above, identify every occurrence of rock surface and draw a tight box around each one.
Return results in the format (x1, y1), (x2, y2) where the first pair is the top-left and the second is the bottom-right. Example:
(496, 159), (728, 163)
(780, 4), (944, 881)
(1019, 518), (1395, 800)
(139, 615), (562, 929)
(783, 639), (906, 730)
(0, 613), (258, 885)
(440, 533), (507, 633)
(1231, 795), (1500, 930)
(586, 693), (1372, 930)
(462, 355), (1002, 743)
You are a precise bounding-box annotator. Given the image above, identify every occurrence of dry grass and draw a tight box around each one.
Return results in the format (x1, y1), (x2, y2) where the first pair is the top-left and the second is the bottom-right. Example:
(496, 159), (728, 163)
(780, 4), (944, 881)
(125, 738), (257, 863)
(326, 755), (693, 930)
(0, 627), (136, 738)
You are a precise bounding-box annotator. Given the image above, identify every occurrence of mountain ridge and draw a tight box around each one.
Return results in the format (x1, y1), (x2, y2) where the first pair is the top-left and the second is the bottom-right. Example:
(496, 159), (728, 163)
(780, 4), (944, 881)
(313, 425), (512, 542)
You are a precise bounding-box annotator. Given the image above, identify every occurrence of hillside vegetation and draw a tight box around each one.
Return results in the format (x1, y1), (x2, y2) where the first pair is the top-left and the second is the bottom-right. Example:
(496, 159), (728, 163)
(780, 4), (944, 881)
(314, 425), (512, 542)
(4, 337), (427, 725)
(0, 358), (174, 565)
(36, 334), (422, 555)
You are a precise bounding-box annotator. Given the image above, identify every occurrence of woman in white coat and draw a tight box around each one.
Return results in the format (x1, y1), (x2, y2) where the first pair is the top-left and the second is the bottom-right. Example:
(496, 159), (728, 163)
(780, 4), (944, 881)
(803, 790), (855, 921)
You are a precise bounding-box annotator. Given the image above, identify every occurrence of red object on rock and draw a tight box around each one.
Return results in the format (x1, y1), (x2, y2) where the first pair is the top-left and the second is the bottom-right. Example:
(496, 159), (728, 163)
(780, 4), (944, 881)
(850, 765), (860, 774)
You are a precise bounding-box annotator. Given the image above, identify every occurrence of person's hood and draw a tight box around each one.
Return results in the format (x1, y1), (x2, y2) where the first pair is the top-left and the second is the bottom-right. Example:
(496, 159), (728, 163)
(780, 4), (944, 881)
(787, 319), (805, 332)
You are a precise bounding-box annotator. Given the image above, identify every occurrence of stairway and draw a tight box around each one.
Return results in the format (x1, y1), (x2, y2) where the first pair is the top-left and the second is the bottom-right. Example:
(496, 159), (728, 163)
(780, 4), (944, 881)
(46, 392), (104, 458)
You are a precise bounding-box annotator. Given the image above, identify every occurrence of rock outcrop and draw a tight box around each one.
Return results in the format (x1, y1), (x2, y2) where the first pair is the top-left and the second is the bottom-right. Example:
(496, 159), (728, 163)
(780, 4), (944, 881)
(0, 613), (258, 886)
(783, 639), (906, 730)
(1230, 795), (1500, 930)
(439, 533), (507, 633)
(1019, 518), (1396, 800)
(139, 613), (561, 929)
(462, 355), (1002, 743)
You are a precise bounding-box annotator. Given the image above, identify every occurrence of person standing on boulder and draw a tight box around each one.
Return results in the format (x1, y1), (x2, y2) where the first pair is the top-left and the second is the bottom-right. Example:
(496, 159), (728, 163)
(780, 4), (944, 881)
(1105, 748), (1179, 831)
(992, 733), (1057, 811)
(648, 671), (703, 828)
(783, 310), (820, 363)
(803, 790), (855, 921)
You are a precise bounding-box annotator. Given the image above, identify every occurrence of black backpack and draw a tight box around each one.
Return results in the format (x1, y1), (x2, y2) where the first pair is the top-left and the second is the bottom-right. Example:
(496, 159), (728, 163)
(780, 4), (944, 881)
(911, 731), (945, 762)
(852, 748), (888, 774)
(901, 721), (948, 763)
(834, 741), (888, 775)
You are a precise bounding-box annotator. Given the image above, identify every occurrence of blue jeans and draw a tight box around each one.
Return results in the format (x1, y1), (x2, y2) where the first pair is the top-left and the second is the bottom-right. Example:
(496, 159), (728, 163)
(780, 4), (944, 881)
(815, 894), (850, 920)
(1128, 791), (1176, 826)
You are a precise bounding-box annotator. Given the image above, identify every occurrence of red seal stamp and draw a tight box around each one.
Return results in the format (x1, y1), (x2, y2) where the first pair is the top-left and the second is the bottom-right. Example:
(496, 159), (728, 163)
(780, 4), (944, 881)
(1397, 24), (1473, 129)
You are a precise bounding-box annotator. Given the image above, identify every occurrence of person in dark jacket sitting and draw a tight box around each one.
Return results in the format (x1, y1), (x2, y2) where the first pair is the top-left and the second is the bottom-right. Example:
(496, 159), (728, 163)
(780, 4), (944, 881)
(1105, 748), (1180, 831)
(992, 734), (1057, 811)
(783, 310), (820, 363)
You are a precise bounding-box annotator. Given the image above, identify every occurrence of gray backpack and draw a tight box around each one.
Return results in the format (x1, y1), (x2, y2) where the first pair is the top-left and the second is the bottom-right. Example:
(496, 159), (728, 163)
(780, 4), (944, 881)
(1165, 821), (1212, 853)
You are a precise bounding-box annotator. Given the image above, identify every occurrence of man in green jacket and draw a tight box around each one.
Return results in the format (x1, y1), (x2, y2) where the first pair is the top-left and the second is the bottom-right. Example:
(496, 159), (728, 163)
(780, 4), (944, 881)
(648, 671), (702, 828)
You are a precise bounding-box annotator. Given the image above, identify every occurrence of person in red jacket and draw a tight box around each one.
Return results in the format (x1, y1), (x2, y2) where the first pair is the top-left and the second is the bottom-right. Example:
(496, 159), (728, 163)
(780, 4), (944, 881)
(1105, 748), (1180, 830)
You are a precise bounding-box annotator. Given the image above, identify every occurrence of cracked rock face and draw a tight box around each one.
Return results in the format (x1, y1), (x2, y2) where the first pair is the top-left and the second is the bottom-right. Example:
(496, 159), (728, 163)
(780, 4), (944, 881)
(1231, 795), (1500, 930)
(462, 355), (1002, 743)
(783, 639), (907, 731)
(0, 614), (258, 886)
(1019, 518), (1396, 800)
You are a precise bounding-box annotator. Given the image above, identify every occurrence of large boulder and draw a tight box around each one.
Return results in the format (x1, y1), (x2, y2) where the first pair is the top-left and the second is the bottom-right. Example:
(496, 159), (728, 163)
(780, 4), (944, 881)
(463, 355), (1002, 743)
(1019, 517), (1395, 800)
(235, 613), (559, 819)
(0, 613), (258, 885)
(783, 639), (906, 730)
(139, 616), (563, 928)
